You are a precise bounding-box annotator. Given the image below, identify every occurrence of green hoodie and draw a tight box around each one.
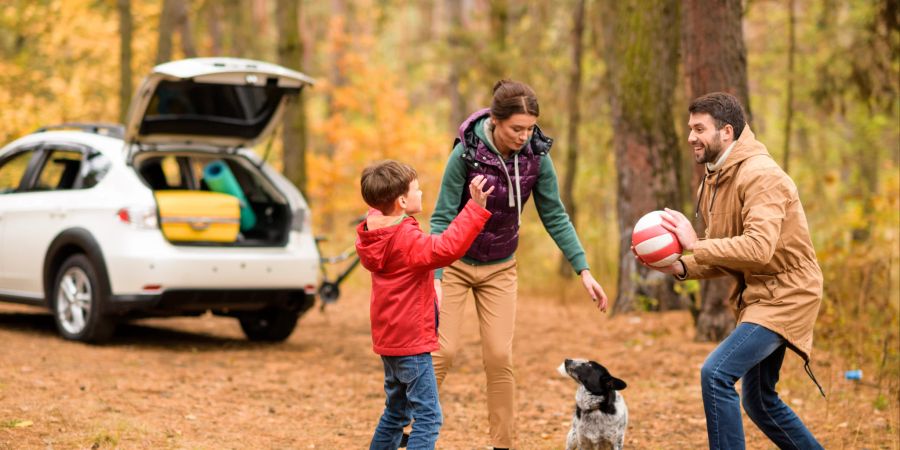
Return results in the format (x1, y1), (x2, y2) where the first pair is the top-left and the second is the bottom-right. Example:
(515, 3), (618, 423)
(429, 116), (589, 279)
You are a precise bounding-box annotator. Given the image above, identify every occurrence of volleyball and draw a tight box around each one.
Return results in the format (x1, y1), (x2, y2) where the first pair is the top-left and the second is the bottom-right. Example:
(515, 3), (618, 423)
(632, 210), (683, 268)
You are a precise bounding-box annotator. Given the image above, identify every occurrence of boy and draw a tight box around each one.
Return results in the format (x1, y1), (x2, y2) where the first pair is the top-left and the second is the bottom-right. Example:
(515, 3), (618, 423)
(356, 160), (494, 450)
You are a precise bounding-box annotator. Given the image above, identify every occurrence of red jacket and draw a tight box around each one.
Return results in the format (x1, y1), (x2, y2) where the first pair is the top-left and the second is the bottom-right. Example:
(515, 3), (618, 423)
(356, 200), (491, 356)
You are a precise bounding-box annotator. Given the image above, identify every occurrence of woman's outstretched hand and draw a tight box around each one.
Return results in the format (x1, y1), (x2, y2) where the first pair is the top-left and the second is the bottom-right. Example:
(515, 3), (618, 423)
(580, 270), (608, 313)
(469, 175), (495, 208)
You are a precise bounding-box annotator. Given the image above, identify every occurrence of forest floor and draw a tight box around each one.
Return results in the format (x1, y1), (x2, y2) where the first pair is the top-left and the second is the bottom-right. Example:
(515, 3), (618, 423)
(0, 290), (896, 449)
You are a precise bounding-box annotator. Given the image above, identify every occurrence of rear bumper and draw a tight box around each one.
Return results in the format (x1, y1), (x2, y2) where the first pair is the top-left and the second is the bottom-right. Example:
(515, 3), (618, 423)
(102, 228), (321, 295)
(108, 288), (315, 315)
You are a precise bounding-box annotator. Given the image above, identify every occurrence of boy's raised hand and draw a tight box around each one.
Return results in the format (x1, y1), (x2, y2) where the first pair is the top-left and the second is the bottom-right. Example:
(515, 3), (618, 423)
(469, 175), (495, 208)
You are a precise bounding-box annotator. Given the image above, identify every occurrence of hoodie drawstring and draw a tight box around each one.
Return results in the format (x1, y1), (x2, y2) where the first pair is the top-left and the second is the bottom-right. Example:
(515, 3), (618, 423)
(695, 170), (723, 224)
(503, 164), (515, 208)
(709, 170), (722, 213)
(805, 361), (826, 398)
(496, 152), (522, 225)
(514, 154), (522, 226)
(695, 173), (708, 226)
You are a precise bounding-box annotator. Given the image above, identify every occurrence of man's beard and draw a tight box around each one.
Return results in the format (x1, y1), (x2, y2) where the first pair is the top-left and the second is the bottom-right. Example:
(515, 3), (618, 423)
(697, 131), (724, 164)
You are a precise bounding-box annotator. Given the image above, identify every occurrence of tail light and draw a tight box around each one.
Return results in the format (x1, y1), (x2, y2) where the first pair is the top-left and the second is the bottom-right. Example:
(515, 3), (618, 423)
(117, 207), (158, 229)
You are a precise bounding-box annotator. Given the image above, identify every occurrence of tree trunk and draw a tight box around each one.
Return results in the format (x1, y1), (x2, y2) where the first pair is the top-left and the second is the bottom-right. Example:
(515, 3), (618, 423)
(487, 0), (508, 81)
(558, 0), (585, 276)
(682, 0), (750, 341)
(323, 0), (346, 157)
(177, 0), (197, 58)
(602, 0), (686, 314)
(277, 0), (308, 196)
(446, 0), (467, 131)
(156, 0), (176, 64)
(207, 2), (223, 55)
(782, 0), (796, 174)
(118, 0), (133, 123)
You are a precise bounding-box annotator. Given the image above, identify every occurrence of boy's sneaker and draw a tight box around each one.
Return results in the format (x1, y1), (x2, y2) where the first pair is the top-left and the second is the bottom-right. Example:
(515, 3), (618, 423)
(398, 432), (409, 448)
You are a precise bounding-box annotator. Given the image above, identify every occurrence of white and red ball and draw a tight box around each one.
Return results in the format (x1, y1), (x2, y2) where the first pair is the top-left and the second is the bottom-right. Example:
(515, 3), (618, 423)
(631, 211), (683, 268)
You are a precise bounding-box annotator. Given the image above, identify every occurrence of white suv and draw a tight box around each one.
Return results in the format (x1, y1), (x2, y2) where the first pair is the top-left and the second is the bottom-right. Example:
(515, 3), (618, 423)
(0, 58), (321, 342)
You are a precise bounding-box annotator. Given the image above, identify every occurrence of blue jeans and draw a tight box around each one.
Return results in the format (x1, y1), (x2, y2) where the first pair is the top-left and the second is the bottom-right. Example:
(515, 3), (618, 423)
(701, 323), (823, 450)
(370, 353), (442, 450)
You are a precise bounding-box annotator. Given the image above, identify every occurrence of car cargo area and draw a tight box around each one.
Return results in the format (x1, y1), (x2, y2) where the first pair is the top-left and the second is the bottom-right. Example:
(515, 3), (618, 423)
(134, 152), (291, 247)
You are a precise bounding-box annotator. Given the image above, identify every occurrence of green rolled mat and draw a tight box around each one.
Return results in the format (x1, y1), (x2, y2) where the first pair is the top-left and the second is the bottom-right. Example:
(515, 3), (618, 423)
(203, 160), (257, 231)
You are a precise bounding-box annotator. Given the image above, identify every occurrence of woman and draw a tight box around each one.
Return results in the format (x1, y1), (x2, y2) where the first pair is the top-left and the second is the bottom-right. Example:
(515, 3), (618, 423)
(429, 80), (608, 450)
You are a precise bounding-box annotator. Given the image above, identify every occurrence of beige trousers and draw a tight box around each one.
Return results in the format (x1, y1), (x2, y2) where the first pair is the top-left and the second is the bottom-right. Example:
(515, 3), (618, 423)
(433, 258), (518, 448)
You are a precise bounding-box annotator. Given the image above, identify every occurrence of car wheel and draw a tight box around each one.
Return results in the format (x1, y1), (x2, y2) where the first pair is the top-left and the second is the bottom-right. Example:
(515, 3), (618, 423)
(238, 308), (299, 342)
(52, 254), (115, 343)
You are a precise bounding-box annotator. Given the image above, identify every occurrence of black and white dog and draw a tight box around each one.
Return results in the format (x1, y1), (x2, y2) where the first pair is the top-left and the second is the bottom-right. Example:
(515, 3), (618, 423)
(558, 359), (628, 450)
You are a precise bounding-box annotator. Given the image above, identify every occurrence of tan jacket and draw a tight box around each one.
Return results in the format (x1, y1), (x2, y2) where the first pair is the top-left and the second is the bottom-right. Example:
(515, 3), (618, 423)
(681, 126), (822, 361)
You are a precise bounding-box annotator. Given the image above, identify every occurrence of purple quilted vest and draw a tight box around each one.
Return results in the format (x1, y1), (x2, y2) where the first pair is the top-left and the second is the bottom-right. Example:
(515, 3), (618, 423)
(455, 108), (553, 262)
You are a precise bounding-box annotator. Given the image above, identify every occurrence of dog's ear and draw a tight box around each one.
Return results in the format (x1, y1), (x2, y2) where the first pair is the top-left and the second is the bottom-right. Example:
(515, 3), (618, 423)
(609, 377), (627, 390)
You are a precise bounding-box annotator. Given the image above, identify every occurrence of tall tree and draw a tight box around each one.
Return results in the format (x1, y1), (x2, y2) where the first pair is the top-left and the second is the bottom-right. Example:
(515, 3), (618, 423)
(318, 0), (347, 158)
(445, 0), (467, 130)
(118, 0), (133, 123)
(177, 0), (197, 58)
(156, 0), (176, 64)
(558, 0), (586, 276)
(206, 2), (223, 55)
(682, 0), (750, 341)
(156, 0), (196, 62)
(486, 0), (508, 81)
(603, 0), (685, 313)
(278, 0), (309, 195)
(782, 0), (796, 173)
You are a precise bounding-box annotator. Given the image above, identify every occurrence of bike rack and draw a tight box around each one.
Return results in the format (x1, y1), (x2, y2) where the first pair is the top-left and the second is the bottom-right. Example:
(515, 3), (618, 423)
(315, 213), (366, 308)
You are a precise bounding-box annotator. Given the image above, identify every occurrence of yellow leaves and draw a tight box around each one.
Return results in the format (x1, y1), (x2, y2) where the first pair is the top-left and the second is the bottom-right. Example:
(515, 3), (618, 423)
(307, 32), (447, 234)
(0, 0), (164, 143)
(1, 419), (32, 428)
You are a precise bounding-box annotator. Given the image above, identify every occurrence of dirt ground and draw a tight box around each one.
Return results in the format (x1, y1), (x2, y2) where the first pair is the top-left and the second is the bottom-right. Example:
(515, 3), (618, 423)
(0, 290), (897, 449)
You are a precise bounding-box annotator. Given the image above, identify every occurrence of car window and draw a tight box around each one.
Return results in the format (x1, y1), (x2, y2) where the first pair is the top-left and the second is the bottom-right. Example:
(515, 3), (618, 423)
(35, 149), (83, 191)
(138, 155), (189, 190)
(0, 150), (34, 194)
(80, 152), (112, 189)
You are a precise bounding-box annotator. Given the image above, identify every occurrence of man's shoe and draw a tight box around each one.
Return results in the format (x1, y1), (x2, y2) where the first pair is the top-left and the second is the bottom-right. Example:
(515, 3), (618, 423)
(398, 432), (409, 448)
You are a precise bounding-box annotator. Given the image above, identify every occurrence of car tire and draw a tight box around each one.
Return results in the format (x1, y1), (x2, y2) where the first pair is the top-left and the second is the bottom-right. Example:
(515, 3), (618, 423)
(51, 254), (116, 343)
(238, 308), (299, 342)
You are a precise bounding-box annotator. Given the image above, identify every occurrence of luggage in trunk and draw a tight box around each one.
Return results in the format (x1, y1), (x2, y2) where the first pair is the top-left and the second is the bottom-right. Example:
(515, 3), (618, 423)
(155, 191), (241, 243)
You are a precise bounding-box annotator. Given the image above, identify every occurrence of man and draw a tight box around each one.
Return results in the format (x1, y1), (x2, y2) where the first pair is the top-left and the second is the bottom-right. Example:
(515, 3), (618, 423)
(645, 92), (824, 449)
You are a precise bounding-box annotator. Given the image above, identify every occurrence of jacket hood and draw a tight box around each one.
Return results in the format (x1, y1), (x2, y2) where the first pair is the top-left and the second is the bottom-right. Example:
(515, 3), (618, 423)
(458, 108), (492, 144)
(719, 125), (769, 172)
(356, 218), (413, 272)
(697, 125), (771, 219)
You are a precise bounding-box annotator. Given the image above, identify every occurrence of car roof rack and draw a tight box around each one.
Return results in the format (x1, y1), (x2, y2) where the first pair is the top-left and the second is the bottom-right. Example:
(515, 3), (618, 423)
(34, 123), (125, 139)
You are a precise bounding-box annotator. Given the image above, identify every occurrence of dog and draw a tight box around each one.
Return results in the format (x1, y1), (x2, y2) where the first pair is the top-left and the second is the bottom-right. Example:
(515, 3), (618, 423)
(558, 359), (628, 450)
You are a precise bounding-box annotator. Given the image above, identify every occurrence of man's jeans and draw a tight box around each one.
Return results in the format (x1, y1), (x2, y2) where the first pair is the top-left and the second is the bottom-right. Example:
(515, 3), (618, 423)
(701, 322), (823, 450)
(370, 353), (442, 450)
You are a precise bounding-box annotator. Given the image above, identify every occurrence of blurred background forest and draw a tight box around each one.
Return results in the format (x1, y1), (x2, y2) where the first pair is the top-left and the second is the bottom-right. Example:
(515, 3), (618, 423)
(0, 0), (898, 406)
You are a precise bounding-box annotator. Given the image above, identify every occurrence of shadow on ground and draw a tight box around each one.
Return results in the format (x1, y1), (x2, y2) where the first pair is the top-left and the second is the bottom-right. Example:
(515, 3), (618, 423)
(0, 309), (300, 352)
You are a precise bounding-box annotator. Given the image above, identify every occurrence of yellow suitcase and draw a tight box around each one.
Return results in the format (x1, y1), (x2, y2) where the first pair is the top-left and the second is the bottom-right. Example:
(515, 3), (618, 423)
(155, 190), (241, 243)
